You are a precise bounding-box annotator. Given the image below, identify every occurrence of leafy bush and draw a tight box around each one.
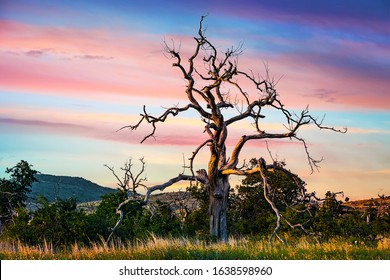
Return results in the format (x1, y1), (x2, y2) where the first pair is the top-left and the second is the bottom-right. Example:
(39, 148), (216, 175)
(1, 161), (388, 248)
(3, 196), (91, 247)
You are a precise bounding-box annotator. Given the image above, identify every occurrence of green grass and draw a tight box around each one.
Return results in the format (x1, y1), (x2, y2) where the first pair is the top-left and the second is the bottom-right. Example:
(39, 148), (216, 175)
(1, 235), (389, 260)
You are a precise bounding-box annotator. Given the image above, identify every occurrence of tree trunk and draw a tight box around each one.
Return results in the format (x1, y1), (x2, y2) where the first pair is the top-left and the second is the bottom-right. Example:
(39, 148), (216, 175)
(208, 174), (230, 242)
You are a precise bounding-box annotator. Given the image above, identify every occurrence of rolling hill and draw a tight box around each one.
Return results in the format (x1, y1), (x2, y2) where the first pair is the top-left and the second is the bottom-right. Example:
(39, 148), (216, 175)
(28, 174), (116, 203)
(28, 174), (389, 215)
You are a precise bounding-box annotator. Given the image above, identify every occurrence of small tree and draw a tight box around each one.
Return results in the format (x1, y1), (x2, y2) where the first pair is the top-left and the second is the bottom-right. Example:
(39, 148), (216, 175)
(228, 158), (313, 238)
(0, 160), (38, 228)
(311, 191), (344, 238)
(120, 16), (346, 242)
(104, 158), (147, 243)
(4, 196), (91, 247)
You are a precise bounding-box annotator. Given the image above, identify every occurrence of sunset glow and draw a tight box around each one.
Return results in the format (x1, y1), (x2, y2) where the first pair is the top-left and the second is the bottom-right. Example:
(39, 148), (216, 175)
(1, 0), (389, 200)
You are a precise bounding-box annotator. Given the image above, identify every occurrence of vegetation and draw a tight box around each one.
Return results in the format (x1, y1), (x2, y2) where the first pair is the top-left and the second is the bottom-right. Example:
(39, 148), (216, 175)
(29, 174), (115, 203)
(0, 235), (389, 260)
(1, 160), (389, 261)
(0, 160), (38, 228)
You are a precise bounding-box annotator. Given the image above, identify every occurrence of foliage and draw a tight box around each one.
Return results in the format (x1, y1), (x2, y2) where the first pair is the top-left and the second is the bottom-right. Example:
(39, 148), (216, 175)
(93, 190), (183, 242)
(184, 162), (312, 239)
(311, 191), (344, 238)
(228, 184), (275, 237)
(1, 160), (389, 251)
(313, 192), (390, 240)
(183, 184), (212, 238)
(0, 160), (38, 225)
(3, 196), (91, 247)
(232, 169), (315, 238)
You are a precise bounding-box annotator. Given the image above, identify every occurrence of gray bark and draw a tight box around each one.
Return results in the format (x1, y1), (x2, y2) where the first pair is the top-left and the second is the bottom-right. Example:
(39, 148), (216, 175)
(119, 16), (346, 242)
(209, 175), (230, 241)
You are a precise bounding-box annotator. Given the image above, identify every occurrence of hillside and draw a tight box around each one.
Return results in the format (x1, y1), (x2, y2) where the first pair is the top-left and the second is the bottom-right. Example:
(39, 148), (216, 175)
(29, 174), (116, 203)
(342, 196), (390, 214)
(28, 174), (389, 214)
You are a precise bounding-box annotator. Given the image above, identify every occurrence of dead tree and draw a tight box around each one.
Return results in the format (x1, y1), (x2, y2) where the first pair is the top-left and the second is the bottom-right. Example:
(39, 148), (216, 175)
(256, 157), (325, 244)
(120, 16), (346, 242)
(104, 158), (207, 244)
(104, 157), (147, 197)
(104, 158), (148, 243)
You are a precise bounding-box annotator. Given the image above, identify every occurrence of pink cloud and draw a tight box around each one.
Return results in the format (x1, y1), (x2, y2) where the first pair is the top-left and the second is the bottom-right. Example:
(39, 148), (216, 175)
(0, 117), (90, 134)
(0, 57), (131, 96)
(0, 106), (304, 152)
(237, 52), (390, 111)
(2, 17), (388, 127)
(0, 20), (119, 56)
(74, 54), (113, 60)
(0, 20), (186, 100)
(223, 28), (390, 111)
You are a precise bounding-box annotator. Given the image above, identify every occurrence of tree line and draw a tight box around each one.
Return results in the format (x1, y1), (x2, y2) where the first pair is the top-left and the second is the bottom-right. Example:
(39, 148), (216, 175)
(0, 160), (388, 248)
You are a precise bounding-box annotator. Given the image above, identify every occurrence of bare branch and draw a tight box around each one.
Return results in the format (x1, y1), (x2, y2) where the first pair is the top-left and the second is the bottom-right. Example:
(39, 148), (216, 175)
(293, 135), (323, 173)
(118, 16), (347, 241)
(225, 99), (266, 126)
(105, 158), (210, 244)
(142, 171), (208, 206)
(223, 131), (294, 171)
(265, 141), (276, 163)
(258, 158), (285, 245)
(120, 103), (202, 143)
(189, 139), (213, 179)
(280, 214), (315, 235)
(106, 195), (140, 244)
(104, 158), (147, 195)
(103, 164), (126, 191)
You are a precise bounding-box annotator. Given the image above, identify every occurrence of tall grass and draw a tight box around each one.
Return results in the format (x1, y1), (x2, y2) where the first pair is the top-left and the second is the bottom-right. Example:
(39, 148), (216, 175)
(1, 234), (389, 260)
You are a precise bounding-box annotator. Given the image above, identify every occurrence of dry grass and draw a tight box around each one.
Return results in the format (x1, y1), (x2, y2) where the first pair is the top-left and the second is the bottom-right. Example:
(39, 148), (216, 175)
(1, 234), (389, 260)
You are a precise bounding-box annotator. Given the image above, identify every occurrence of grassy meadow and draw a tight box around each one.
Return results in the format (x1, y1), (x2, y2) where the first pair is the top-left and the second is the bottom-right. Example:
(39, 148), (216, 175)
(1, 234), (389, 260)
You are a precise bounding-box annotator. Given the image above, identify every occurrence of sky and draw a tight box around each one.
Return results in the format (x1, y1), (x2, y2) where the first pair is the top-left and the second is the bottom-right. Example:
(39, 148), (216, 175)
(0, 0), (389, 200)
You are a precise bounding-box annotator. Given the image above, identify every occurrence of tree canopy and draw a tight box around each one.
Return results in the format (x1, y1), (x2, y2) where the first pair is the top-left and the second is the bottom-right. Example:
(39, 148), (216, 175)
(0, 160), (38, 227)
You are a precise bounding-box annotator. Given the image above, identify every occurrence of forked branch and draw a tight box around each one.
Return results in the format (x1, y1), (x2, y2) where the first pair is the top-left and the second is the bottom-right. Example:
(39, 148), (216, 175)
(105, 159), (209, 244)
(104, 157), (147, 195)
(117, 15), (347, 242)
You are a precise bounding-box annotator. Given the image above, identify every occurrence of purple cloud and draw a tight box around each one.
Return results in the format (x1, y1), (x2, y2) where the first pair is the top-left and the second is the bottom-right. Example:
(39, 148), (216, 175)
(24, 48), (57, 58)
(191, 0), (389, 38)
(0, 118), (89, 130)
(307, 89), (338, 103)
(75, 54), (114, 60)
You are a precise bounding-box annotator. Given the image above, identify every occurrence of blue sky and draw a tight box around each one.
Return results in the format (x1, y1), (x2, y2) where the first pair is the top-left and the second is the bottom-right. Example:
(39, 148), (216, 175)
(1, 0), (389, 199)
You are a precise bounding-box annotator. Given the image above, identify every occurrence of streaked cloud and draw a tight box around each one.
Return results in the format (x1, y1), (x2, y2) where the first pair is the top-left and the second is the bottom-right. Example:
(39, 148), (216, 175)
(347, 127), (390, 135)
(0, 0), (389, 199)
(367, 169), (390, 175)
(74, 54), (114, 60)
(0, 117), (88, 130)
(25, 49), (52, 58)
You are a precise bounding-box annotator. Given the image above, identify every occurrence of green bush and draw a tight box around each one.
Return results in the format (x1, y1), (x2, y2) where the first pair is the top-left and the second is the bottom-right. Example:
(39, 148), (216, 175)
(3, 196), (91, 247)
(0, 160), (38, 225)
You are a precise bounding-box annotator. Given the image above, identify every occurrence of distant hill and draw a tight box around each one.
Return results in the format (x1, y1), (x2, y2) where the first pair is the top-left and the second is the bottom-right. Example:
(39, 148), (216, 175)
(28, 174), (389, 215)
(28, 174), (116, 203)
(342, 196), (390, 214)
